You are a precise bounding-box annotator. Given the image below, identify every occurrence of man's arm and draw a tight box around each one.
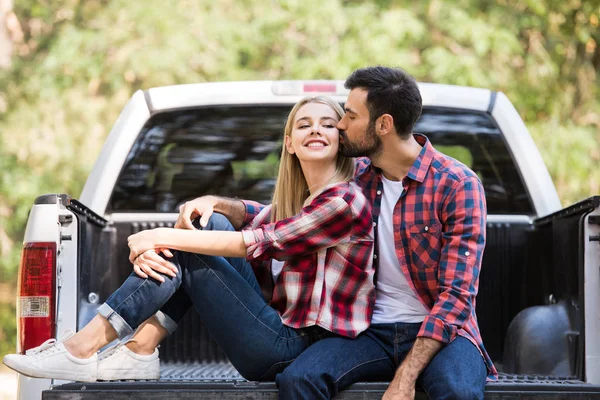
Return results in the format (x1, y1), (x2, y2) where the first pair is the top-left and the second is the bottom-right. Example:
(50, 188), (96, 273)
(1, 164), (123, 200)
(383, 337), (442, 399)
(175, 195), (259, 230)
(384, 176), (487, 399)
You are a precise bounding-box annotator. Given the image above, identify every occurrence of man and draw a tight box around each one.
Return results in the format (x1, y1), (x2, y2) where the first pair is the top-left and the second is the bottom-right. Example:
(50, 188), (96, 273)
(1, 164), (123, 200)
(174, 66), (496, 399)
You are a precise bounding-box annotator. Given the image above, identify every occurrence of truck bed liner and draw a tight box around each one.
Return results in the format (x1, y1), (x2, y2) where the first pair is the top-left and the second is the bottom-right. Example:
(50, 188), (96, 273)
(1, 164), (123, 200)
(43, 362), (600, 399)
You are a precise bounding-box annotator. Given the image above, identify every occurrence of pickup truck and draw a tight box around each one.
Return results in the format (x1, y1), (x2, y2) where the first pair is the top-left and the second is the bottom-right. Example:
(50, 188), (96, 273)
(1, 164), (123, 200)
(13, 80), (600, 399)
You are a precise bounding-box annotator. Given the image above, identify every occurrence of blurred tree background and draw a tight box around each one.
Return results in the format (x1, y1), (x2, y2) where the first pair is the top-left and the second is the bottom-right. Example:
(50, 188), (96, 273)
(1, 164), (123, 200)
(0, 0), (598, 355)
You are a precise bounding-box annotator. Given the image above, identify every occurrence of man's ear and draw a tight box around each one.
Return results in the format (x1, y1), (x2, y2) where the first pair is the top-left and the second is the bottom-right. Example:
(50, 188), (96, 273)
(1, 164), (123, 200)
(377, 114), (394, 136)
(285, 135), (295, 154)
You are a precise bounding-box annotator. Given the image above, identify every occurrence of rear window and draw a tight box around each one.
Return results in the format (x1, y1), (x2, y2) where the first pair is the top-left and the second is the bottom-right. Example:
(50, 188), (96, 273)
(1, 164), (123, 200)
(108, 105), (534, 214)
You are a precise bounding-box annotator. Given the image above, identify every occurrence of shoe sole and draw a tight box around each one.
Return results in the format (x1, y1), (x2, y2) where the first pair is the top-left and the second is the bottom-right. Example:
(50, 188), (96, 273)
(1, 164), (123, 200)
(97, 369), (160, 381)
(3, 356), (97, 382)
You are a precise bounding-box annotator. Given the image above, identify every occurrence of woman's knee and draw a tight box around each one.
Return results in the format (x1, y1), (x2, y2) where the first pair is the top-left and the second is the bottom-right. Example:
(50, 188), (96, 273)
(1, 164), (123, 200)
(198, 213), (234, 232)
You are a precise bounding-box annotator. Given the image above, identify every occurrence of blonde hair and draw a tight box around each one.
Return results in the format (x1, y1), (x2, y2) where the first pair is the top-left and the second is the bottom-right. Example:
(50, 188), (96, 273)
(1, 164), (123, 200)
(271, 96), (355, 222)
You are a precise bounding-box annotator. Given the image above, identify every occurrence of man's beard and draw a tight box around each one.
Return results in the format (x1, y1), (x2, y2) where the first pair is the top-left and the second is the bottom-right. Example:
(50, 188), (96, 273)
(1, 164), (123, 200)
(339, 120), (382, 158)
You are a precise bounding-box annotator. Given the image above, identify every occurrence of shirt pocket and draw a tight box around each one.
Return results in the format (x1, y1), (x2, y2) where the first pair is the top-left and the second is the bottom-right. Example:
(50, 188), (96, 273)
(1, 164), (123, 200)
(408, 223), (443, 269)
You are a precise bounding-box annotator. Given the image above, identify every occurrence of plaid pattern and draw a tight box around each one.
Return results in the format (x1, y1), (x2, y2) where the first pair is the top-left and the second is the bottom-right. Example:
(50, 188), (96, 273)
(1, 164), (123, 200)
(241, 182), (375, 338)
(353, 134), (497, 380)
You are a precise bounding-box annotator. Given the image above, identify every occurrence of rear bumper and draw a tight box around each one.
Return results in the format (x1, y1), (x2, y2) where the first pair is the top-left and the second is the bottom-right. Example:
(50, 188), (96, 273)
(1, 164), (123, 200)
(42, 363), (600, 400)
(42, 380), (600, 400)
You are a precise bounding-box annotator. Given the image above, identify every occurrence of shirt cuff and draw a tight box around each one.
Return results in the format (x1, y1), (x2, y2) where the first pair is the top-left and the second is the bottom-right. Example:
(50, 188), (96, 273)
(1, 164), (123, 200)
(417, 315), (458, 344)
(241, 227), (267, 260)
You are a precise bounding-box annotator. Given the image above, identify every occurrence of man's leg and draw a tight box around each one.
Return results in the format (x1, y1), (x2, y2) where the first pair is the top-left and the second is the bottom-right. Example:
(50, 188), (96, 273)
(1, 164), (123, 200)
(418, 336), (487, 400)
(276, 324), (397, 400)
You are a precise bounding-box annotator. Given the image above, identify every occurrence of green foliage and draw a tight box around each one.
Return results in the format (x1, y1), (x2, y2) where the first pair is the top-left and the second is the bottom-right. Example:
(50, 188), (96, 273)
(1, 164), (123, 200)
(0, 0), (598, 354)
(0, 300), (17, 356)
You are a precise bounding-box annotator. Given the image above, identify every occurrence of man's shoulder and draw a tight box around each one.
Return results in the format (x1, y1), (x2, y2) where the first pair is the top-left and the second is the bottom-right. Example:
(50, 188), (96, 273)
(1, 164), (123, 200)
(429, 147), (480, 186)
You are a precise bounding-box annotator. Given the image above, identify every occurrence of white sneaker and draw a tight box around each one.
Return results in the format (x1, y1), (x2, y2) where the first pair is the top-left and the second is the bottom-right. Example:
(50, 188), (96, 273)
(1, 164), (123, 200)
(2, 338), (97, 382)
(97, 340), (160, 381)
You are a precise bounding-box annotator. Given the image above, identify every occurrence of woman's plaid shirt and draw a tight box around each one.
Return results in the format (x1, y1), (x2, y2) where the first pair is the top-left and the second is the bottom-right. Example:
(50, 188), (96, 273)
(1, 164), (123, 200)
(353, 134), (497, 380)
(241, 182), (375, 338)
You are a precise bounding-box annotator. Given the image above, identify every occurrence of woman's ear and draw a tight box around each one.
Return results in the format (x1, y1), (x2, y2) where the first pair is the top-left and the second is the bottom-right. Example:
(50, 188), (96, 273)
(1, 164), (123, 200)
(285, 135), (295, 154)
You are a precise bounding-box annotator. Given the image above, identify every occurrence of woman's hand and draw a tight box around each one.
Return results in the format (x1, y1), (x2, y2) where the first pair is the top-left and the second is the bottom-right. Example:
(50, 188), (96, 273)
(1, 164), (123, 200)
(132, 248), (178, 282)
(128, 228), (166, 263)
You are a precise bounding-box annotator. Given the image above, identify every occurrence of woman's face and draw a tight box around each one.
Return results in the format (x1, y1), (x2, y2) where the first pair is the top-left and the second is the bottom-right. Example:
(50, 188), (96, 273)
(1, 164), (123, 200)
(285, 102), (341, 164)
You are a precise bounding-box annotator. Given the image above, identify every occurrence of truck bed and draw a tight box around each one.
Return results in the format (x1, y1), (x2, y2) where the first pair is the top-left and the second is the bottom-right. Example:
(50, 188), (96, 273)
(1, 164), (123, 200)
(43, 361), (600, 399)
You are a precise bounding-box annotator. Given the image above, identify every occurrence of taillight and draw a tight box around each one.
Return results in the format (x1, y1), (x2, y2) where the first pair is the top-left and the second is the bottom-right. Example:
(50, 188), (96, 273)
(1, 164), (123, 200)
(271, 80), (348, 96)
(17, 242), (57, 354)
(303, 83), (337, 93)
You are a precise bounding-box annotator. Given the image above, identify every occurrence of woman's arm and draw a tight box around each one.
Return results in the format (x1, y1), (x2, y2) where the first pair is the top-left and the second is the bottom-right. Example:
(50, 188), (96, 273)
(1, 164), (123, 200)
(244, 184), (372, 262)
(128, 228), (246, 263)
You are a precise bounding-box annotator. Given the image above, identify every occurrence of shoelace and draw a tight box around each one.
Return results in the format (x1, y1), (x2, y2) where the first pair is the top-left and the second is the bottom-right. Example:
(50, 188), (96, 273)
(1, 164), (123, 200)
(98, 341), (160, 361)
(25, 339), (58, 357)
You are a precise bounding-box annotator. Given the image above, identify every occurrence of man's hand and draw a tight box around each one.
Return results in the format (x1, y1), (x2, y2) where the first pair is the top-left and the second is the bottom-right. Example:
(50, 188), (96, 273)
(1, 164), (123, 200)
(382, 364), (416, 400)
(175, 196), (218, 230)
(132, 248), (177, 283)
(382, 337), (442, 400)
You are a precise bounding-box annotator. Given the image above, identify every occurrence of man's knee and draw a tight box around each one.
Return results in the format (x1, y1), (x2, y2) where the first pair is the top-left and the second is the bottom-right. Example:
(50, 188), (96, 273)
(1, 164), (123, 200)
(426, 379), (484, 400)
(421, 365), (485, 400)
(194, 212), (233, 231)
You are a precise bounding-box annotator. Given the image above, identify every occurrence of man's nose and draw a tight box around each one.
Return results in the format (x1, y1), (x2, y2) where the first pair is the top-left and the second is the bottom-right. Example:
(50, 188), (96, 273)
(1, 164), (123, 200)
(337, 120), (346, 130)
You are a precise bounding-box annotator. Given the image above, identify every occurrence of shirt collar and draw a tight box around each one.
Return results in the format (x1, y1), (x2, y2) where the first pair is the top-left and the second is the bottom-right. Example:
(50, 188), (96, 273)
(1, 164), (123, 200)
(406, 133), (434, 183)
(363, 133), (434, 183)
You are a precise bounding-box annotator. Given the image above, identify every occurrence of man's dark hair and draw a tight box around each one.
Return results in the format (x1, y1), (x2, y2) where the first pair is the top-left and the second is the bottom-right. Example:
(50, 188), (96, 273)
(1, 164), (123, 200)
(344, 66), (422, 138)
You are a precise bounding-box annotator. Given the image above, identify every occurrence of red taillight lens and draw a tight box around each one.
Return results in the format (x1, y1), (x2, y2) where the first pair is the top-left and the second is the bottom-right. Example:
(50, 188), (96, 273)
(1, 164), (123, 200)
(17, 242), (56, 354)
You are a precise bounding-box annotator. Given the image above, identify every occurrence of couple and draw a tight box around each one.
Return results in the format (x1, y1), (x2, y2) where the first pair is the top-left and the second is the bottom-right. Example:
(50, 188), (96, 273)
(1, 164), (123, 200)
(4, 66), (497, 399)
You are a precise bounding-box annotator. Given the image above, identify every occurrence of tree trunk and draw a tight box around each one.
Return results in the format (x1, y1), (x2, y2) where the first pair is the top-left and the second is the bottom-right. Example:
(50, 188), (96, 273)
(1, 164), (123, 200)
(0, 0), (14, 69)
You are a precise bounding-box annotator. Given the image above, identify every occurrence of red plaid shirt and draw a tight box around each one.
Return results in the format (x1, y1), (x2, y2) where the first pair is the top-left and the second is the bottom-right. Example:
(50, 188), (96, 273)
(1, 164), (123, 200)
(353, 134), (497, 380)
(241, 182), (375, 338)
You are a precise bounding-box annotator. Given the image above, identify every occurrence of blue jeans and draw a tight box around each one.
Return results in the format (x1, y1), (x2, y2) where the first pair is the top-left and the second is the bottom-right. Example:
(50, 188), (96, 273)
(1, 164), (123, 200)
(276, 323), (487, 400)
(97, 214), (329, 381)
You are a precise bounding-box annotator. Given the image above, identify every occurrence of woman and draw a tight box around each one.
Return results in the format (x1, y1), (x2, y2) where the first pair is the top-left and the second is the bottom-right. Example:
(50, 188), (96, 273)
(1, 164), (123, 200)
(3, 96), (375, 383)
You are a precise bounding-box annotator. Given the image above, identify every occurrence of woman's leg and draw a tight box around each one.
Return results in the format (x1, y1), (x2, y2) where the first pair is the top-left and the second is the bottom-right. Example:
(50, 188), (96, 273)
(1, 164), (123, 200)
(125, 213), (264, 355)
(174, 250), (321, 381)
(61, 251), (185, 358)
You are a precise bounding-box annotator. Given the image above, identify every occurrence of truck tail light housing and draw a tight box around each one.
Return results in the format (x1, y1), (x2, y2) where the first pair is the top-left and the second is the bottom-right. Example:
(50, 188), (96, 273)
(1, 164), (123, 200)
(17, 242), (57, 354)
(271, 80), (348, 96)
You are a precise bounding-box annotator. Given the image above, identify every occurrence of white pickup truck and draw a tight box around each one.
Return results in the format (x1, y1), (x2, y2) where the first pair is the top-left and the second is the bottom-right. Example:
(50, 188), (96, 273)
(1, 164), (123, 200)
(14, 80), (600, 399)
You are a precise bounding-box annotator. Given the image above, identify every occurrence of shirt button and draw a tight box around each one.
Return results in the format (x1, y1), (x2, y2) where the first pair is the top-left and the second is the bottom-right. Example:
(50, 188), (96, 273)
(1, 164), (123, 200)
(424, 226), (429, 232)
(376, 190), (382, 195)
(373, 222), (377, 227)
(465, 251), (470, 256)
(373, 254), (378, 259)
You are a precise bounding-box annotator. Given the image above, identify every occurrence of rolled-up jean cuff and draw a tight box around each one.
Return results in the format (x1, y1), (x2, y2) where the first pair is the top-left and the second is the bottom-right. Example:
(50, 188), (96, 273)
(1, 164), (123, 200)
(97, 303), (134, 339)
(154, 310), (178, 335)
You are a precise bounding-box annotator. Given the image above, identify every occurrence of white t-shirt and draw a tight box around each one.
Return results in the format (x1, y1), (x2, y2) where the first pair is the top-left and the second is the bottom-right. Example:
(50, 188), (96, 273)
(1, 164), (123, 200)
(271, 259), (285, 282)
(371, 175), (429, 324)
